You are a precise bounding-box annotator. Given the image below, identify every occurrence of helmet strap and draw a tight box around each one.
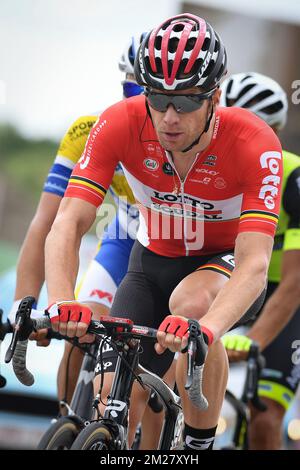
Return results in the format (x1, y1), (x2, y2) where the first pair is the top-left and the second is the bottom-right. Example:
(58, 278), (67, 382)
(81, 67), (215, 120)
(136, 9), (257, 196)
(182, 98), (214, 153)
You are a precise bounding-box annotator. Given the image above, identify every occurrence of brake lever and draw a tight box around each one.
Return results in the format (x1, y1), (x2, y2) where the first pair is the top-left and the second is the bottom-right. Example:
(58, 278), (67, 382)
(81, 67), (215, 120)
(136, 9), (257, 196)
(5, 296), (36, 363)
(184, 319), (207, 390)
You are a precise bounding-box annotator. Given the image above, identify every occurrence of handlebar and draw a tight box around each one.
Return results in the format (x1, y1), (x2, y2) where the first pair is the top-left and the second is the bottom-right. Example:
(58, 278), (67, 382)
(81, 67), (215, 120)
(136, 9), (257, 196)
(5, 297), (209, 410)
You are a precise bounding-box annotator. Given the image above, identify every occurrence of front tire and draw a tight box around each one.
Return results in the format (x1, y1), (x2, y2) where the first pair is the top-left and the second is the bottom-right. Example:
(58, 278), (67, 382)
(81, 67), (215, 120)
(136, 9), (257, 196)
(71, 423), (116, 450)
(37, 416), (84, 450)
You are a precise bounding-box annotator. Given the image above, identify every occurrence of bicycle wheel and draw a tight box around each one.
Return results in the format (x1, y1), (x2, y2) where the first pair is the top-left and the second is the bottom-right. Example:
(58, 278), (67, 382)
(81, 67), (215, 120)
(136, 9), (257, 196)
(37, 416), (84, 450)
(71, 423), (116, 450)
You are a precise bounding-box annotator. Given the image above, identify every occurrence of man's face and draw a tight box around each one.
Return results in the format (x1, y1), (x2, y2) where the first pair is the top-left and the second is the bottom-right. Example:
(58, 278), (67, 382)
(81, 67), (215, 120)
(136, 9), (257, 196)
(147, 87), (221, 152)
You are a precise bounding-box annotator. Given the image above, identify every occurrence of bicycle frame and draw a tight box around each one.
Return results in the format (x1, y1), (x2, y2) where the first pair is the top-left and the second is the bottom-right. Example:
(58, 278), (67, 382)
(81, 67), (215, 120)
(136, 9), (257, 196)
(67, 343), (98, 421)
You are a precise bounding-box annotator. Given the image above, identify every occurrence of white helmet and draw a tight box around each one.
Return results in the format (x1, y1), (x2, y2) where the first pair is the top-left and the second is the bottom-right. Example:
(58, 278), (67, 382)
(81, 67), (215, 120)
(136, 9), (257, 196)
(118, 33), (148, 75)
(220, 72), (288, 130)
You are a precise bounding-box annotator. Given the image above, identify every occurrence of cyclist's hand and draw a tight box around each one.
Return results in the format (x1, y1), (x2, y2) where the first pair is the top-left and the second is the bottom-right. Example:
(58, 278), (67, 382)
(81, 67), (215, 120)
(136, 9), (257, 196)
(221, 334), (252, 362)
(29, 329), (51, 347)
(155, 315), (189, 354)
(46, 301), (92, 339)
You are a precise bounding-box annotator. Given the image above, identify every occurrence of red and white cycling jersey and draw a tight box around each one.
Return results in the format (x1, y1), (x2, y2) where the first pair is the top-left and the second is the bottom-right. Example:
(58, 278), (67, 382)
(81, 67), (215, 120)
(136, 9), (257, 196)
(65, 95), (282, 257)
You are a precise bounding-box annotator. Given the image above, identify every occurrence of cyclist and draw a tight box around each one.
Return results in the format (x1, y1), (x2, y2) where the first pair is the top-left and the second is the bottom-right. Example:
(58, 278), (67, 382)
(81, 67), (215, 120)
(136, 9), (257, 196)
(220, 72), (300, 450)
(8, 33), (146, 406)
(44, 13), (282, 450)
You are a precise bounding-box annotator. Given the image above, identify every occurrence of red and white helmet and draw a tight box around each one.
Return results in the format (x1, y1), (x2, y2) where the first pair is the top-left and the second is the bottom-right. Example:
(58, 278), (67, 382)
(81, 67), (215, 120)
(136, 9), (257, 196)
(134, 13), (227, 91)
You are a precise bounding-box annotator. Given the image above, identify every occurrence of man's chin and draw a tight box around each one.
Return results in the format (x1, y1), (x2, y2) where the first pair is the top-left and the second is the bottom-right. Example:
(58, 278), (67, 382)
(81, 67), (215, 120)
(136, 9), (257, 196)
(159, 138), (184, 152)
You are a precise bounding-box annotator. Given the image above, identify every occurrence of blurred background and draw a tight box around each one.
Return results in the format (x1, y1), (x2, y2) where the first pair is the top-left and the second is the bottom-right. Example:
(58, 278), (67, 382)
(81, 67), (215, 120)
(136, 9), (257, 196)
(0, 0), (299, 449)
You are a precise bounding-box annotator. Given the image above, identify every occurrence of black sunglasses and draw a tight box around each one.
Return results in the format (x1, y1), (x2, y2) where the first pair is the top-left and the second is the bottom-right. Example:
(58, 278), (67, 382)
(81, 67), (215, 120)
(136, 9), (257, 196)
(145, 88), (216, 113)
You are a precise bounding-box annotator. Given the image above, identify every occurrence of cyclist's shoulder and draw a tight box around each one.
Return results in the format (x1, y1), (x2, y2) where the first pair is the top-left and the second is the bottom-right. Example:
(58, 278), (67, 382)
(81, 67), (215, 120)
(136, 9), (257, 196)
(218, 106), (277, 140)
(56, 113), (98, 164)
(88, 96), (148, 149)
(61, 113), (98, 146)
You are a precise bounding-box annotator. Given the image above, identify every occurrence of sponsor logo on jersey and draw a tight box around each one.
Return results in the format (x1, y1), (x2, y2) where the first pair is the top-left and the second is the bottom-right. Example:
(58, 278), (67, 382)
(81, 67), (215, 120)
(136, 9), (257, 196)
(214, 177), (227, 189)
(190, 177), (211, 185)
(147, 143), (155, 153)
(212, 116), (220, 139)
(259, 151), (281, 210)
(79, 119), (107, 170)
(162, 162), (174, 175)
(151, 190), (242, 221)
(195, 168), (219, 176)
(156, 145), (163, 156)
(203, 155), (217, 166)
(68, 120), (95, 141)
(222, 254), (235, 267)
(144, 158), (159, 171)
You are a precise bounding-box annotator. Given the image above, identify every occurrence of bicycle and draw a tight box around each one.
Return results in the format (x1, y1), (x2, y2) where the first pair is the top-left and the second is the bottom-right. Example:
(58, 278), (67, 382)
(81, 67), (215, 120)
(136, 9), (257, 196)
(5, 296), (208, 450)
(220, 343), (267, 450)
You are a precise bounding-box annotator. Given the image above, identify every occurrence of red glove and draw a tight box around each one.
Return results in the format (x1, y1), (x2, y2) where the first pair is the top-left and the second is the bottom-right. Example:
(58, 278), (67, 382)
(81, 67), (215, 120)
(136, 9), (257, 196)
(158, 315), (189, 339)
(46, 301), (92, 326)
(158, 315), (214, 346)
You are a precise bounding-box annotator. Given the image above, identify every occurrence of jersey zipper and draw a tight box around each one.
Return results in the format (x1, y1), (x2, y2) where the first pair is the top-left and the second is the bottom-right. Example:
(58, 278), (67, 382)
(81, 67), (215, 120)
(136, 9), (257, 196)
(165, 152), (200, 256)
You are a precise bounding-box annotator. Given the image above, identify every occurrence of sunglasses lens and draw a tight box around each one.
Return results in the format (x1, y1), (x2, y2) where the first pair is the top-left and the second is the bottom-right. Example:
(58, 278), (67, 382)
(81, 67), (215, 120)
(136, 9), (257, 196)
(146, 94), (168, 112)
(147, 93), (206, 113)
(123, 82), (144, 98)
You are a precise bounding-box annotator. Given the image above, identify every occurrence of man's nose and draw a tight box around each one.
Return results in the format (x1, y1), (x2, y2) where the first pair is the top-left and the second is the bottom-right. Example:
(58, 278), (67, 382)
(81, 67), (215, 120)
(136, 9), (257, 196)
(163, 104), (180, 125)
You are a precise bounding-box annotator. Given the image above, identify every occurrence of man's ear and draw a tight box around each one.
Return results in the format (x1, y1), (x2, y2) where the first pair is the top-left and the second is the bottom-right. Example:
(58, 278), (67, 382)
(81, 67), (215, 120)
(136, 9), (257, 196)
(213, 88), (221, 107)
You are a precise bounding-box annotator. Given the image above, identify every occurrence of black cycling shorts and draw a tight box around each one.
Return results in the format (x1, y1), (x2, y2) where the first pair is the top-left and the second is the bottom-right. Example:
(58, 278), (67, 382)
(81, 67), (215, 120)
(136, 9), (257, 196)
(258, 282), (300, 409)
(95, 241), (266, 379)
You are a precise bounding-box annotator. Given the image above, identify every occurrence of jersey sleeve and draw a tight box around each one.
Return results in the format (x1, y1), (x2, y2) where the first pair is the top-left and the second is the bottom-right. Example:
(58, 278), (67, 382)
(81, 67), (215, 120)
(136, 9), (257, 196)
(237, 127), (283, 237)
(283, 166), (300, 251)
(64, 101), (129, 207)
(43, 115), (97, 197)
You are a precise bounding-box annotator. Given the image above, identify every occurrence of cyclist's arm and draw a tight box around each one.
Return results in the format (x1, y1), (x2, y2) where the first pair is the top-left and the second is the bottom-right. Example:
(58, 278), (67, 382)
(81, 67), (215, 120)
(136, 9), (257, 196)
(200, 231), (273, 341)
(201, 129), (282, 341)
(45, 197), (97, 303)
(14, 192), (62, 302)
(11, 116), (94, 317)
(246, 249), (300, 350)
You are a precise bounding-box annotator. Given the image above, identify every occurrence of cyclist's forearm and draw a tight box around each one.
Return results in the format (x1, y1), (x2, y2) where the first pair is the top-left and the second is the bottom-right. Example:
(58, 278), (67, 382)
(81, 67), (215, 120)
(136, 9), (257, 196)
(200, 262), (267, 341)
(14, 219), (50, 300)
(247, 278), (300, 350)
(45, 220), (81, 303)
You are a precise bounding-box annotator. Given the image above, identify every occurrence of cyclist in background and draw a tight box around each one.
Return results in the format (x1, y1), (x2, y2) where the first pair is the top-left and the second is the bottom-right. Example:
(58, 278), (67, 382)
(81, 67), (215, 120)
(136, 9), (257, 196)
(44, 14), (282, 449)
(220, 72), (300, 449)
(8, 33), (146, 407)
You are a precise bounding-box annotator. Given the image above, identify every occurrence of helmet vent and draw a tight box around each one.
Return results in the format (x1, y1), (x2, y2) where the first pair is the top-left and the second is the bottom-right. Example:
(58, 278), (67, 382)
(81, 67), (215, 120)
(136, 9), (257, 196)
(243, 89), (272, 108)
(237, 84), (255, 101)
(186, 37), (196, 51)
(201, 36), (210, 52)
(169, 37), (179, 53)
(241, 74), (252, 82)
(172, 23), (185, 33)
(262, 101), (284, 114)
(155, 36), (162, 50)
